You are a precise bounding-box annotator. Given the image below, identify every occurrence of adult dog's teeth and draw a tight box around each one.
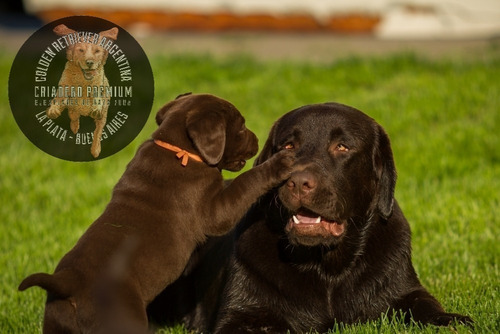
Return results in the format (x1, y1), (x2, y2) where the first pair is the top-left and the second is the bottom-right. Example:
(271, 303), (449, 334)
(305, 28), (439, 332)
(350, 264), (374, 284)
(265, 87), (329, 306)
(293, 215), (300, 224)
(314, 217), (321, 224)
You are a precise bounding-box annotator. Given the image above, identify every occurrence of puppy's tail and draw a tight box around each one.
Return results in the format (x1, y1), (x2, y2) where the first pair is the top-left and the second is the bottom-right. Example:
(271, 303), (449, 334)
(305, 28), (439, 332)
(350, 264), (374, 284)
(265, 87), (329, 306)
(18, 270), (74, 298)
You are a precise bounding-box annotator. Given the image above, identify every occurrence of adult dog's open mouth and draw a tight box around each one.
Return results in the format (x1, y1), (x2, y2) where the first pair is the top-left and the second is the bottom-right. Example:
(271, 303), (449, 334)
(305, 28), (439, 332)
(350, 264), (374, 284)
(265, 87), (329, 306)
(285, 208), (345, 238)
(82, 68), (96, 80)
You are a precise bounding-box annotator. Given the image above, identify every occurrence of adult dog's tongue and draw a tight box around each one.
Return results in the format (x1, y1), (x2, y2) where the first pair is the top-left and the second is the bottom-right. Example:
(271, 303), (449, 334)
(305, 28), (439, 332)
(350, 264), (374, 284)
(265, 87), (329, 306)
(83, 69), (96, 80)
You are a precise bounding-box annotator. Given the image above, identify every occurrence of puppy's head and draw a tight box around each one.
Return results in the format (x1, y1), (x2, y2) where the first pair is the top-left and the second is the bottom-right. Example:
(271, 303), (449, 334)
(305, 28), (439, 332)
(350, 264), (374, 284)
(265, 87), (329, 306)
(255, 103), (396, 247)
(53, 24), (119, 80)
(154, 93), (258, 171)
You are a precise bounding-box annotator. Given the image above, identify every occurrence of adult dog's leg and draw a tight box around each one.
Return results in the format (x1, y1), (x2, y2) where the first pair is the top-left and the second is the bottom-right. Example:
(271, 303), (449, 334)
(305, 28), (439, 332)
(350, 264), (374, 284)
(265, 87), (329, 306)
(215, 310), (290, 334)
(91, 117), (106, 158)
(398, 289), (473, 326)
(68, 109), (81, 134)
(46, 101), (64, 119)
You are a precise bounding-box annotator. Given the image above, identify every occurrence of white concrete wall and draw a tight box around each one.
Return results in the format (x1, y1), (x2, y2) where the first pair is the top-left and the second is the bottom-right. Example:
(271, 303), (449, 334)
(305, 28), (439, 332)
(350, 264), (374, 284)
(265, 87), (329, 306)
(24, 0), (500, 39)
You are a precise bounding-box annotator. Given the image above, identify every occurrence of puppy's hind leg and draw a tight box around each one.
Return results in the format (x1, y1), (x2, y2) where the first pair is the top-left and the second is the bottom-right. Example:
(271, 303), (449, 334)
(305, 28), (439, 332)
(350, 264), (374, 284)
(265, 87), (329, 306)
(95, 237), (149, 334)
(43, 297), (79, 334)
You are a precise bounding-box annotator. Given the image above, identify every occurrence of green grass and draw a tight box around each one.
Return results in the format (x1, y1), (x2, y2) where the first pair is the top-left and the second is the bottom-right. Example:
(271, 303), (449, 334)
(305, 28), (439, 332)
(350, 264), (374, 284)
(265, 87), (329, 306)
(1, 46), (499, 333)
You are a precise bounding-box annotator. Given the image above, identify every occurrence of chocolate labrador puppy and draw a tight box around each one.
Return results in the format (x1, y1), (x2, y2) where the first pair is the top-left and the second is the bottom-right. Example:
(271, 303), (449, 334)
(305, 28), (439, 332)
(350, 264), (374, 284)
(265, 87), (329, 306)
(150, 102), (472, 333)
(18, 93), (294, 333)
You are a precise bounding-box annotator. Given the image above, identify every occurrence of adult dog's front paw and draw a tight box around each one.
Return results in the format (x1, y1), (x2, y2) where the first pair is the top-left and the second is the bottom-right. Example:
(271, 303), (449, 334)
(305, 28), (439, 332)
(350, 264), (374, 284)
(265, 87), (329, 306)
(426, 312), (473, 327)
(46, 104), (61, 119)
(90, 105), (105, 120)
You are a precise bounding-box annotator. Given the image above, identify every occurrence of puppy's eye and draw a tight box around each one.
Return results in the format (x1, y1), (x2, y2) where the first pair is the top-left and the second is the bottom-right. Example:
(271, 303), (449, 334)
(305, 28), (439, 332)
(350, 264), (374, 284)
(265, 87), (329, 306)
(78, 48), (84, 53)
(283, 143), (295, 150)
(335, 144), (349, 152)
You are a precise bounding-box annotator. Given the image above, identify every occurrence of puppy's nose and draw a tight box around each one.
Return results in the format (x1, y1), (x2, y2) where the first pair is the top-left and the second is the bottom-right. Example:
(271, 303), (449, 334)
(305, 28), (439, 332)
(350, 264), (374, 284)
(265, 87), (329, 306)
(287, 171), (317, 196)
(86, 60), (94, 67)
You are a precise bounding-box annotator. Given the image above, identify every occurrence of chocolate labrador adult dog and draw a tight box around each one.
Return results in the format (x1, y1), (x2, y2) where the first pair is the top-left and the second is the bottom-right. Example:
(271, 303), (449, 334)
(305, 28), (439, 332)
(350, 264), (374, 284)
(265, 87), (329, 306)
(150, 102), (472, 333)
(18, 93), (294, 333)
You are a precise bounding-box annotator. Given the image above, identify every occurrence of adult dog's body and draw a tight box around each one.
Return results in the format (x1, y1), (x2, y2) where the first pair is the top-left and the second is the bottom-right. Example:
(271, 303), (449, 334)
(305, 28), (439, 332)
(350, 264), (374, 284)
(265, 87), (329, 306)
(19, 94), (294, 333)
(46, 24), (118, 158)
(150, 102), (471, 333)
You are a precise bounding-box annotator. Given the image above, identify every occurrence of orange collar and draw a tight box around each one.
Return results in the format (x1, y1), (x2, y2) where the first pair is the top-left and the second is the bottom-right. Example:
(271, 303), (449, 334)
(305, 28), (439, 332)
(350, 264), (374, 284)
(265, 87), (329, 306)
(154, 139), (203, 167)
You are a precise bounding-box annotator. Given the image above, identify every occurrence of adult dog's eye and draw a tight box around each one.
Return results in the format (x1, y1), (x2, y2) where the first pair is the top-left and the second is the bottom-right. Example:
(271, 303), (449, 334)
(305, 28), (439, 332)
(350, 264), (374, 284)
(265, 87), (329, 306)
(283, 143), (295, 150)
(335, 144), (349, 152)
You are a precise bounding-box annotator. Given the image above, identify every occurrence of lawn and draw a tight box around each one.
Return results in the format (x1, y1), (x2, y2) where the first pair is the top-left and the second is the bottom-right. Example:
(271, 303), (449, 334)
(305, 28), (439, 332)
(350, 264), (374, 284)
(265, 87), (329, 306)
(1, 45), (498, 333)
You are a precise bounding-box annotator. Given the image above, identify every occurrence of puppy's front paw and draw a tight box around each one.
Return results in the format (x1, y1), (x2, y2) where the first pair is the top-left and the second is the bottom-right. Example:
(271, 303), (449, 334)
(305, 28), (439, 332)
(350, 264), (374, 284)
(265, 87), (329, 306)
(267, 150), (295, 182)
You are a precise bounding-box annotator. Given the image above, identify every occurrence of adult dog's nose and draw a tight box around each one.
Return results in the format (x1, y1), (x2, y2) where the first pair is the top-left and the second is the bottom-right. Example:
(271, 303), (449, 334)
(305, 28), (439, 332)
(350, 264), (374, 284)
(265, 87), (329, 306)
(287, 170), (317, 196)
(86, 60), (94, 68)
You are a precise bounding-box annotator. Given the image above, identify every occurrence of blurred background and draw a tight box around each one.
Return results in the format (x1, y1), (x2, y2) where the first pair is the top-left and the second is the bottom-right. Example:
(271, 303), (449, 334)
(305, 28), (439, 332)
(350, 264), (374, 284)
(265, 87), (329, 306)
(1, 0), (499, 60)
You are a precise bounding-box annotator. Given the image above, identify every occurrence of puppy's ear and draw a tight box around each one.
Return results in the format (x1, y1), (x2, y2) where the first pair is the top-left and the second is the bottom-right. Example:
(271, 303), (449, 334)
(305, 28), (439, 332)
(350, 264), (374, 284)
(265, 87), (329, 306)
(155, 94), (193, 126)
(53, 24), (76, 36)
(100, 27), (119, 41)
(176, 92), (192, 99)
(156, 100), (178, 125)
(254, 121), (278, 166)
(155, 104), (169, 125)
(373, 125), (397, 219)
(186, 109), (226, 165)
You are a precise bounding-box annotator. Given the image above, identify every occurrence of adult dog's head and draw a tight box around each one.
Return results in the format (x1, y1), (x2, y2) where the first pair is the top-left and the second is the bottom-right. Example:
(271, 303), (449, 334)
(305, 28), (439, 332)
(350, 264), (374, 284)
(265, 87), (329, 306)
(154, 93), (258, 171)
(53, 24), (118, 80)
(255, 103), (396, 247)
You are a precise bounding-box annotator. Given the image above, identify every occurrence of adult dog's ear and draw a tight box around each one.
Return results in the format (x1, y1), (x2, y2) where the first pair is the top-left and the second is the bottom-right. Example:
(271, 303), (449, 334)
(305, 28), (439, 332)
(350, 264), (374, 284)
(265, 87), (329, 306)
(53, 25), (77, 62)
(100, 27), (119, 41)
(373, 124), (397, 219)
(186, 109), (226, 165)
(254, 122), (278, 166)
(53, 24), (76, 36)
(98, 27), (119, 64)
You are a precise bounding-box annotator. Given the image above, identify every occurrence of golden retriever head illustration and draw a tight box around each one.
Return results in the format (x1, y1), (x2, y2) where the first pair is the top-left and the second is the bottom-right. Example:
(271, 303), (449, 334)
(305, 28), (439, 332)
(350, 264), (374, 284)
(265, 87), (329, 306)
(53, 24), (118, 80)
